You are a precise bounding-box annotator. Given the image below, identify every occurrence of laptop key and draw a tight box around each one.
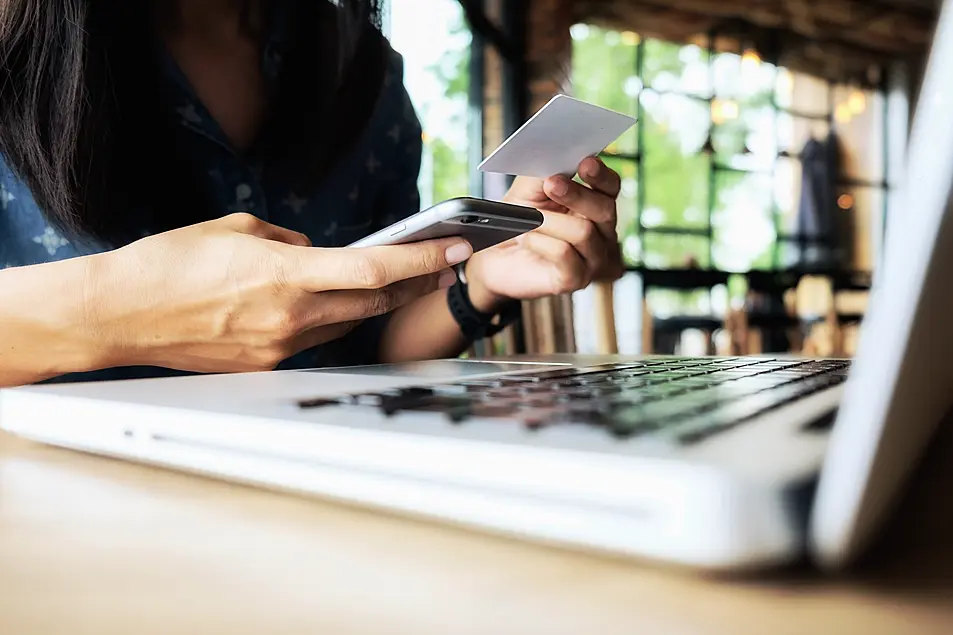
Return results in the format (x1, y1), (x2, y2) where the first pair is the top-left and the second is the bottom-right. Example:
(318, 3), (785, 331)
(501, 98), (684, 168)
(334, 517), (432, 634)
(604, 407), (666, 439)
(727, 376), (796, 390)
(624, 399), (709, 422)
(670, 398), (788, 444)
(297, 397), (341, 409)
(563, 386), (625, 400)
(298, 361), (853, 441)
(671, 378), (837, 444)
(637, 382), (692, 396)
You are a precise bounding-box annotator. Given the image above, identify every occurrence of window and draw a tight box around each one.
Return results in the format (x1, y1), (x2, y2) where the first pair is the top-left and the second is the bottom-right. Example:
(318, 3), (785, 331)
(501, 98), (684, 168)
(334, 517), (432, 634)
(570, 26), (889, 354)
(387, 0), (472, 208)
(570, 27), (889, 276)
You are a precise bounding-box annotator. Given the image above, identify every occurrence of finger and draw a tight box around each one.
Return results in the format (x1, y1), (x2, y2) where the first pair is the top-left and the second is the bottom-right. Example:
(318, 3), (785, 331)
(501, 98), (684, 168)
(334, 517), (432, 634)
(594, 241), (626, 282)
(533, 211), (606, 273)
(290, 320), (363, 355)
(578, 156), (622, 199)
(504, 184), (570, 213)
(302, 268), (457, 326)
(259, 226), (312, 247)
(542, 176), (617, 228)
(519, 233), (591, 293)
(288, 239), (471, 292)
(524, 198), (570, 214)
(224, 212), (312, 247)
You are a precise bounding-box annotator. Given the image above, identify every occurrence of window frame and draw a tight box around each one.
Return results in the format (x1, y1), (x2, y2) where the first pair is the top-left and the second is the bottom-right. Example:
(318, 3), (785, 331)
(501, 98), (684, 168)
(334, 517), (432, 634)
(593, 31), (892, 276)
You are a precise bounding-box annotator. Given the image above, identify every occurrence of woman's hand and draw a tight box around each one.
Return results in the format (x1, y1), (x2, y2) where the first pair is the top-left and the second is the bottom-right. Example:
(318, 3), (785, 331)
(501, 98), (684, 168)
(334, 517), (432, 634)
(86, 213), (472, 373)
(464, 157), (625, 312)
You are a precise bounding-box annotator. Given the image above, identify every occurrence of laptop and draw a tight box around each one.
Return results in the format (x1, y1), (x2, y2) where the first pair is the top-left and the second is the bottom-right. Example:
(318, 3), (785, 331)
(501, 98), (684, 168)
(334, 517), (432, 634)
(3, 7), (953, 574)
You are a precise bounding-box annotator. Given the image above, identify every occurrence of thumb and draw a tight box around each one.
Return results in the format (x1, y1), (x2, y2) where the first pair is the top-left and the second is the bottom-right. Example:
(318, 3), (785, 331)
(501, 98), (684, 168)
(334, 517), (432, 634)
(285, 237), (473, 292)
(506, 175), (545, 200)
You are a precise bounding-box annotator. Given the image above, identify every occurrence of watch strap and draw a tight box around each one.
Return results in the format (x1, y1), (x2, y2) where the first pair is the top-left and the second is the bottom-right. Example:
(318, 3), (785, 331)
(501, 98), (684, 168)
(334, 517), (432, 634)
(447, 272), (520, 341)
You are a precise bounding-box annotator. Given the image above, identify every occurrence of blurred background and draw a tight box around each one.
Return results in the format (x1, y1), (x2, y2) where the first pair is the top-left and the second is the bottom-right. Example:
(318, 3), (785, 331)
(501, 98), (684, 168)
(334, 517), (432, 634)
(384, 0), (936, 360)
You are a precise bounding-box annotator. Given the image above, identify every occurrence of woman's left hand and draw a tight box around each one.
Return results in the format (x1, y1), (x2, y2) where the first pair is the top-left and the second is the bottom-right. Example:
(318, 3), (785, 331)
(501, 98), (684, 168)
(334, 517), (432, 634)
(464, 156), (626, 312)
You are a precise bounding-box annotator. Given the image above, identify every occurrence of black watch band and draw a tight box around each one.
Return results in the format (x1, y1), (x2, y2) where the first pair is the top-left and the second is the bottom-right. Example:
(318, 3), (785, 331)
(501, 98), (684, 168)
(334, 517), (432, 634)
(447, 265), (520, 341)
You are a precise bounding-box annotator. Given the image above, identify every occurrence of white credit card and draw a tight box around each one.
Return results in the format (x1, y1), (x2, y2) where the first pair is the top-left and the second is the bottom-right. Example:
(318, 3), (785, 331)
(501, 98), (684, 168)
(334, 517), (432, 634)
(478, 94), (636, 178)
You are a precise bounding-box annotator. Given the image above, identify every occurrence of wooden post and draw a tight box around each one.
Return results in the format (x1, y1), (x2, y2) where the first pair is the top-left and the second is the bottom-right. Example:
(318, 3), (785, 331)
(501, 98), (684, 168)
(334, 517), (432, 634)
(521, 0), (577, 354)
(593, 281), (619, 354)
(641, 303), (654, 355)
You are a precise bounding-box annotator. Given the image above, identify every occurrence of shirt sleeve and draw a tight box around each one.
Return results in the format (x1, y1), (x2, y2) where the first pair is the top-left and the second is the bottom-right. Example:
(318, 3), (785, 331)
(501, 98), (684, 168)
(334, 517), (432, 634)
(319, 49), (424, 367)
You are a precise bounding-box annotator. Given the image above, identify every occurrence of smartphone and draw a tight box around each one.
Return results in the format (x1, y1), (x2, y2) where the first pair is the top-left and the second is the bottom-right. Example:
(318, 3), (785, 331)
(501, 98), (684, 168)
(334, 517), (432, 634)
(348, 197), (543, 252)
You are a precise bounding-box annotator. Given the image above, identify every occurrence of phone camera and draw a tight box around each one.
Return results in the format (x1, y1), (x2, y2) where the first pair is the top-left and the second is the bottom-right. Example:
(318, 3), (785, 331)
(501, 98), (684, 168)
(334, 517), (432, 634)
(460, 215), (479, 224)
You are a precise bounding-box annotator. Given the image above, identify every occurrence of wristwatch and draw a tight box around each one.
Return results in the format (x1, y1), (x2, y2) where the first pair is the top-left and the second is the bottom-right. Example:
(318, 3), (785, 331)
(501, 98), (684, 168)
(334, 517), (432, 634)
(447, 263), (521, 341)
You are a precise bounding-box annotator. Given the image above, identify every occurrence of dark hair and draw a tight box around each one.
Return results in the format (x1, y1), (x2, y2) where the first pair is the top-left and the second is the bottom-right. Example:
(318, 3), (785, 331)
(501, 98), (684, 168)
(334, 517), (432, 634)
(0, 0), (386, 245)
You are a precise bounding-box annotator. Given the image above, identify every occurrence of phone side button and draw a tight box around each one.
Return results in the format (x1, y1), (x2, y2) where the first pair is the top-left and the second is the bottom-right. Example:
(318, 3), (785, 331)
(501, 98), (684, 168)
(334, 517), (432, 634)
(388, 223), (407, 237)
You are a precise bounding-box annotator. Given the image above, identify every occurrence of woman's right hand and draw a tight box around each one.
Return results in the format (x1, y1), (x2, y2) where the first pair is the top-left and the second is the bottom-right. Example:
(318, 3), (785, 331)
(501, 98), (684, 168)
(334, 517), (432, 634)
(84, 213), (472, 373)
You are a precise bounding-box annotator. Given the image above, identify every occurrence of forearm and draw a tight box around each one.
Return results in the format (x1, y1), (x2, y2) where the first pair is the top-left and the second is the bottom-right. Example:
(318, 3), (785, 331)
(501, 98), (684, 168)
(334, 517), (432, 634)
(378, 266), (508, 363)
(378, 288), (469, 363)
(0, 256), (115, 386)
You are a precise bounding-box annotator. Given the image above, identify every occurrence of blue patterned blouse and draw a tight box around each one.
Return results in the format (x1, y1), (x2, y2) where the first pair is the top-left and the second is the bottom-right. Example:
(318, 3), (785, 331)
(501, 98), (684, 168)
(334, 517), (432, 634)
(0, 15), (423, 383)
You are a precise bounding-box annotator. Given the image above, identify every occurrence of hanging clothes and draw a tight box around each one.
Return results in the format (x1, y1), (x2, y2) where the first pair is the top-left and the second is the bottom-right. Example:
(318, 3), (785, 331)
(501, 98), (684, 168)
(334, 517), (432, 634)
(796, 131), (847, 268)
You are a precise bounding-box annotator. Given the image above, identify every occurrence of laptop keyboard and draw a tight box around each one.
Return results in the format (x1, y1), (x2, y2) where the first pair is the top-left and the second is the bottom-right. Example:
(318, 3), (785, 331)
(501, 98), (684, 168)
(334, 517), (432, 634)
(298, 357), (850, 445)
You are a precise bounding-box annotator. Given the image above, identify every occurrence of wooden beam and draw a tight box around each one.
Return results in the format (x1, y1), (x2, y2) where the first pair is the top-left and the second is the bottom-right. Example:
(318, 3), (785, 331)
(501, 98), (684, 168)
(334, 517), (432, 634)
(456, 0), (521, 61)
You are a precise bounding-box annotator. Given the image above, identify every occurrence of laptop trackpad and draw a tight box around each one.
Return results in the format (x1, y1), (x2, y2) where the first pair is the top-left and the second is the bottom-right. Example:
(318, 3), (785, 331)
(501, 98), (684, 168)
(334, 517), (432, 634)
(305, 359), (567, 380)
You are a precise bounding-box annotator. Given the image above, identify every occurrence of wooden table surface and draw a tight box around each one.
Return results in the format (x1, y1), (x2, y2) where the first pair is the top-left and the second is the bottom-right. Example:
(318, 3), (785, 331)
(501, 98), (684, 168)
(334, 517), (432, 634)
(2, 427), (953, 635)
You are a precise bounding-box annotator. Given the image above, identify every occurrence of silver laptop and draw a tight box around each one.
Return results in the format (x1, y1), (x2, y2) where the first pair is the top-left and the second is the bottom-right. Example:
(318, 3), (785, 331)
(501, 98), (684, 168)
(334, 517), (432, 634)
(3, 6), (953, 574)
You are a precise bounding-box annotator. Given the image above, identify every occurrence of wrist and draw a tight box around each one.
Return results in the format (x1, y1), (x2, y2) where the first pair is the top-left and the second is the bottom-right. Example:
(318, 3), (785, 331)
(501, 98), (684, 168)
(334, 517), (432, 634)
(463, 259), (509, 314)
(2, 255), (119, 378)
(79, 250), (139, 369)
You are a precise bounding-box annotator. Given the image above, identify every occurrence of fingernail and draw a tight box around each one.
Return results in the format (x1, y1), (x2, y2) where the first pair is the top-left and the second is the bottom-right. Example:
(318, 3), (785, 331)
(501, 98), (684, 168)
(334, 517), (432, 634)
(438, 269), (457, 289)
(583, 158), (600, 178)
(445, 241), (473, 265)
(549, 177), (570, 197)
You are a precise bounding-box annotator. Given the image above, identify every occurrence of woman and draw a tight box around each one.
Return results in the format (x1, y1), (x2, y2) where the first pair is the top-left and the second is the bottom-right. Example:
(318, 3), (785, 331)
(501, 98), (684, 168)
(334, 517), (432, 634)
(0, 0), (623, 388)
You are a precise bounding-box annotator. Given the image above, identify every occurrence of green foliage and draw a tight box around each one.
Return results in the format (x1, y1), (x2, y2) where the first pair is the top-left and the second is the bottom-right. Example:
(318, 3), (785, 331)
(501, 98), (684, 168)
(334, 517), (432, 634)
(571, 29), (639, 154)
(418, 16), (781, 278)
(571, 26), (778, 274)
(421, 9), (471, 203)
(429, 136), (469, 204)
(432, 39), (469, 100)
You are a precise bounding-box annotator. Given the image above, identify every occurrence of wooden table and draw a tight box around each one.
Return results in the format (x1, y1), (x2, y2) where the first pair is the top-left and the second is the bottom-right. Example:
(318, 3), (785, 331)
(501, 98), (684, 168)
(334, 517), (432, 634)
(2, 426), (953, 635)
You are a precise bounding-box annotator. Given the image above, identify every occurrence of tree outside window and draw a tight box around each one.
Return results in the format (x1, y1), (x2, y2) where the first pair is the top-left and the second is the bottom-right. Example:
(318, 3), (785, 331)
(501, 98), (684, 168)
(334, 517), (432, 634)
(386, 0), (471, 208)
